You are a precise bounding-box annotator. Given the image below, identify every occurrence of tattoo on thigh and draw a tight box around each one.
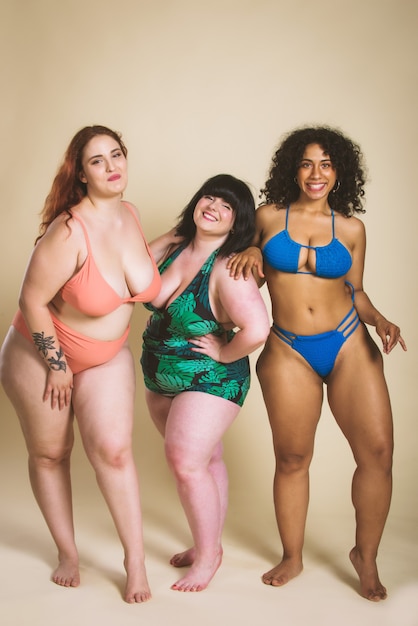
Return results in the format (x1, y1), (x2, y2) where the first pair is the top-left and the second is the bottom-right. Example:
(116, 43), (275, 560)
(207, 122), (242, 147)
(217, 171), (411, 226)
(32, 331), (67, 372)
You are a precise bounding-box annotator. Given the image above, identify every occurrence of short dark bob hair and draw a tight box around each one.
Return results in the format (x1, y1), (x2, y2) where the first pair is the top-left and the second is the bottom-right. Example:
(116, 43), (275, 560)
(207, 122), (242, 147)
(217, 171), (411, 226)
(175, 174), (256, 258)
(261, 126), (367, 216)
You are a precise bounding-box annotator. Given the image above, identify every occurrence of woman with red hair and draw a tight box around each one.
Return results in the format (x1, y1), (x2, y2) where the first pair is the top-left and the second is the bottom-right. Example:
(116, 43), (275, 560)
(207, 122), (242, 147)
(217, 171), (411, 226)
(0, 125), (160, 603)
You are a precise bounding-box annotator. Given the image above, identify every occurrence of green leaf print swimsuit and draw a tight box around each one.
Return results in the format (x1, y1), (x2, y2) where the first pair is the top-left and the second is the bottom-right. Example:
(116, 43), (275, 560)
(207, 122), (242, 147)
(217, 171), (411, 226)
(141, 244), (250, 407)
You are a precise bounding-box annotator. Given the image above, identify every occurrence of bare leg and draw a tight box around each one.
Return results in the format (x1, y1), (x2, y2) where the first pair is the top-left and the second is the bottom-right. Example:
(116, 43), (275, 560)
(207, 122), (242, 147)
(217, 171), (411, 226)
(170, 442), (228, 568)
(328, 325), (393, 601)
(147, 390), (239, 591)
(0, 328), (79, 587)
(74, 345), (150, 603)
(256, 334), (323, 587)
(145, 390), (229, 572)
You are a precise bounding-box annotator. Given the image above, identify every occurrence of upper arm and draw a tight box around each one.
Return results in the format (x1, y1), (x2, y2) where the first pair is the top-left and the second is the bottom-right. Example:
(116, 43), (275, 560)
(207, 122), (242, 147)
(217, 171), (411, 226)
(213, 261), (270, 338)
(19, 219), (81, 309)
(253, 205), (269, 246)
(344, 217), (366, 292)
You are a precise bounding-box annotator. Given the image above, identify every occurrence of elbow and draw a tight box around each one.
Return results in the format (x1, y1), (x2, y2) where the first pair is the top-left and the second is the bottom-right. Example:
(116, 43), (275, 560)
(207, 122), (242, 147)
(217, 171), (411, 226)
(254, 321), (270, 348)
(18, 290), (46, 320)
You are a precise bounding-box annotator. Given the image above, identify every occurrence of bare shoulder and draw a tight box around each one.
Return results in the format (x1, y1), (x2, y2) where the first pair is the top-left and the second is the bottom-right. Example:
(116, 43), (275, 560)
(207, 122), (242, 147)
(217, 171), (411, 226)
(41, 211), (84, 248)
(336, 213), (365, 242)
(213, 255), (257, 290)
(256, 203), (283, 220)
(122, 200), (141, 220)
(256, 203), (286, 244)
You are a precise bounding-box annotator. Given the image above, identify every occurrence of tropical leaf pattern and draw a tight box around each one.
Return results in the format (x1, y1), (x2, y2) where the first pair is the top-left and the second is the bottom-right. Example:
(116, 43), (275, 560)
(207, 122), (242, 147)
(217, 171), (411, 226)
(141, 244), (250, 407)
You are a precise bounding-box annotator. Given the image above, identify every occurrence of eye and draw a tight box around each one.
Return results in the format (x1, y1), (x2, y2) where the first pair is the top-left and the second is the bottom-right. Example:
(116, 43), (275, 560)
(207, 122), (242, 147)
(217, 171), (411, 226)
(113, 151), (123, 158)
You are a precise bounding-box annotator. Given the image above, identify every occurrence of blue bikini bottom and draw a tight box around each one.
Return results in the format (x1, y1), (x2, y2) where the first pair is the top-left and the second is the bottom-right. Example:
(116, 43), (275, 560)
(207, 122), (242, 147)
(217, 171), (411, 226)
(272, 305), (360, 378)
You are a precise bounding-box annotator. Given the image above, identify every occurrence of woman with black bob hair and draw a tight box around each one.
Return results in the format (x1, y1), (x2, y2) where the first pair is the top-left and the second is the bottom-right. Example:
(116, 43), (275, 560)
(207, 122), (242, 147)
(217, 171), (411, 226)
(228, 126), (406, 601)
(141, 173), (270, 592)
(174, 173), (257, 256)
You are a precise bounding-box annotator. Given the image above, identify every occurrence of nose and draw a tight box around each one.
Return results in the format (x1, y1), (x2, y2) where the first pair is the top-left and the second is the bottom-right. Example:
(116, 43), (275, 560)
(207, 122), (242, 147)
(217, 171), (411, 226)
(106, 158), (115, 171)
(310, 164), (321, 178)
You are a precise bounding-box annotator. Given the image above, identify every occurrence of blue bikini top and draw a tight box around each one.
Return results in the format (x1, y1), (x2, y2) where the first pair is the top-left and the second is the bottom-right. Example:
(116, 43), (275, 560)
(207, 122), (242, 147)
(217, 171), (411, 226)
(262, 205), (352, 279)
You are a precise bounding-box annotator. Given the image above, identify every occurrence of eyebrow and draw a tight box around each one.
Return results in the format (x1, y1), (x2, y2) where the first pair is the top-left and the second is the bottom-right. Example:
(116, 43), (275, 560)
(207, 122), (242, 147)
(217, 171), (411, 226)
(87, 148), (121, 161)
(299, 157), (333, 163)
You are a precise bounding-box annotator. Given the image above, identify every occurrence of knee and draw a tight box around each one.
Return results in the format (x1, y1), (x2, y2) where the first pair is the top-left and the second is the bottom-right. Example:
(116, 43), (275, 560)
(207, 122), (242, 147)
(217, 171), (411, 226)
(275, 449), (312, 475)
(165, 443), (197, 483)
(93, 439), (131, 470)
(357, 442), (393, 474)
(29, 443), (73, 469)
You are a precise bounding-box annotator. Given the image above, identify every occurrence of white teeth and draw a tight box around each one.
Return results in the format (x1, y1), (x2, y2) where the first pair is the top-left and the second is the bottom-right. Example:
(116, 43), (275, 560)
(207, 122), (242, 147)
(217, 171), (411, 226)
(203, 212), (216, 221)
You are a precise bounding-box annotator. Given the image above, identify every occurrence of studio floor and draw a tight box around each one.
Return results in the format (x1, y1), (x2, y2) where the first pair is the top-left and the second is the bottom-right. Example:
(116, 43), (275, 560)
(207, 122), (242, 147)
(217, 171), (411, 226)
(1, 411), (417, 626)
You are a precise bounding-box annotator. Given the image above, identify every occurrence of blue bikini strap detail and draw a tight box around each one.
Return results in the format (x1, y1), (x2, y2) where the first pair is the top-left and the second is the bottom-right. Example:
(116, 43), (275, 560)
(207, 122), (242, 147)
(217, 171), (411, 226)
(331, 209), (335, 238)
(285, 204), (290, 229)
(271, 323), (294, 345)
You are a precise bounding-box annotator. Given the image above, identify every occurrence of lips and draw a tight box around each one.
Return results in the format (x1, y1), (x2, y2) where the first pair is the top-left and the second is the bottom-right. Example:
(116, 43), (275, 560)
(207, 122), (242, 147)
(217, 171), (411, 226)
(108, 174), (121, 182)
(306, 183), (326, 190)
(202, 211), (217, 222)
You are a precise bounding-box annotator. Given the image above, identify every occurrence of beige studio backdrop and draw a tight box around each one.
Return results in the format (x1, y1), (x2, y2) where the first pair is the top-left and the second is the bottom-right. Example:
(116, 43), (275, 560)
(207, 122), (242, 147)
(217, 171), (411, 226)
(0, 1), (417, 626)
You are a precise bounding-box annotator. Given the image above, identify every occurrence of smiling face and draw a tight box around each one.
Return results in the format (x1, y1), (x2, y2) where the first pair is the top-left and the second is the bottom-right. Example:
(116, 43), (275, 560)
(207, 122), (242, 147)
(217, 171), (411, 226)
(193, 194), (236, 238)
(295, 143), (337, 201)
(79, 134), (128, 198)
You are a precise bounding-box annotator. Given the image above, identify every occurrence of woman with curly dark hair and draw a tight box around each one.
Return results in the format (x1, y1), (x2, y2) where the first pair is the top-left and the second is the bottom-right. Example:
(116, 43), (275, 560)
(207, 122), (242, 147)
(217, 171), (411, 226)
(228, 126), (406, 601)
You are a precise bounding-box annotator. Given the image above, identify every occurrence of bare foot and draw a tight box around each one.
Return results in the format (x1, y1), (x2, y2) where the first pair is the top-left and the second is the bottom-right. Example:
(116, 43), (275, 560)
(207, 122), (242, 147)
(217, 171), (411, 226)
(349, 547), (387, 602)
(170, 547), (195, 568)
(52, 556), (80, 588)
(171, 550), (222, 592)
(262, 556), (303, 587)
(124, 557), (152, 603)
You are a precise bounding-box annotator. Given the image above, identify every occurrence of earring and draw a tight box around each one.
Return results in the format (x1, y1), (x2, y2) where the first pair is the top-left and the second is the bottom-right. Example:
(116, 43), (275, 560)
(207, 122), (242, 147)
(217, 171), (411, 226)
(332, 180), (341, 193)
(293, 177), (298, 185)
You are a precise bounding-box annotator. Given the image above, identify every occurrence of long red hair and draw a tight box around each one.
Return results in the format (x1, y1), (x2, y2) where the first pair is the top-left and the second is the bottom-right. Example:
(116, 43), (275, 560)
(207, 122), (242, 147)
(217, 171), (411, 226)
(36, 125), (128, 242)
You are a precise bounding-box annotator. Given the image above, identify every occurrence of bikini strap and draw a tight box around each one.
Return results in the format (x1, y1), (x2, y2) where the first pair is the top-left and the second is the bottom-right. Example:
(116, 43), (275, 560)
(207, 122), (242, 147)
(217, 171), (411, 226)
(285, 205), (290, 230)
(69, 211), (92, 253)
(122, 201), (156, 262)
(331, 209), (335, 238)
(159, 242), (187, 274)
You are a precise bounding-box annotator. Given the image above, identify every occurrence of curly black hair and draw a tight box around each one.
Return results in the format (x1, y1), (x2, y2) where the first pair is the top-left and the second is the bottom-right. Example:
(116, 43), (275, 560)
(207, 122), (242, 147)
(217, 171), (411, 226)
(260, 126), (367, 216)
(175, 174), (256, 258)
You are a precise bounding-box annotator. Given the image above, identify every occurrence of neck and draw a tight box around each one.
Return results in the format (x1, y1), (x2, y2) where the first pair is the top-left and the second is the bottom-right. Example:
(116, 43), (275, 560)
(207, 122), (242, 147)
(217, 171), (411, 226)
(294, 195), (331, 214)
(83, 192), (123, 216)
(189, 232), (227, 255)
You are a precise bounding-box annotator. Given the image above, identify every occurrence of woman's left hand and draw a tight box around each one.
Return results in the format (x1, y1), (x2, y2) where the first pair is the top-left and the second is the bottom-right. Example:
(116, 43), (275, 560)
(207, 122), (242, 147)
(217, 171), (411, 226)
(375, 317), (407, 354)
(188, 333), (228, 362)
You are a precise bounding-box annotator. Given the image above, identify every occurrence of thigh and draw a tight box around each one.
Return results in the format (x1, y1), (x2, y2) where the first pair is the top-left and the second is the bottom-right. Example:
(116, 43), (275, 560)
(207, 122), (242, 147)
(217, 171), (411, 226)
(256, 334), (324, 456)
(165, 392), (240, 466)
(0, 327), (74, 452)
(327, 324), (393, 460)
(145, 389), (173, 437)
(73, 343), (136, 453)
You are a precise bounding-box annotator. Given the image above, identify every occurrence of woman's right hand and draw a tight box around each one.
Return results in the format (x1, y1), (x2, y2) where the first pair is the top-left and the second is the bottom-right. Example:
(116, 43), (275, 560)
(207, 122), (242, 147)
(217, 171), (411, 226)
(227, 247), (265, 281)
(43, 368), (74, 410)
